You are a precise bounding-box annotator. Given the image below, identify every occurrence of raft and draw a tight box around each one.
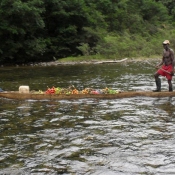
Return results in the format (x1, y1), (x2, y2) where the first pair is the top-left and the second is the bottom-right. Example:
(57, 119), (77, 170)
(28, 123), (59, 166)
(0, 91), (175, 100)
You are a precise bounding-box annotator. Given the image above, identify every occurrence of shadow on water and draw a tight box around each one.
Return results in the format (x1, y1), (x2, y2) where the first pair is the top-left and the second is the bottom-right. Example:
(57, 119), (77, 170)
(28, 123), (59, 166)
(0, 62), (175, 174)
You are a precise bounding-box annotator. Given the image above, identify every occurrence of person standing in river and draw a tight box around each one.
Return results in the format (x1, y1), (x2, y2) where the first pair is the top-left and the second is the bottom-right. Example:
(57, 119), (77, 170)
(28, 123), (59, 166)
(153, 40), (175, 92)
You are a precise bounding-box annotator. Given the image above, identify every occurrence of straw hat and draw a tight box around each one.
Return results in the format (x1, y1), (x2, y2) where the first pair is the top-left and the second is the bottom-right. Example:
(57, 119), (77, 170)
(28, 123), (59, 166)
(163, 40), (170, 44)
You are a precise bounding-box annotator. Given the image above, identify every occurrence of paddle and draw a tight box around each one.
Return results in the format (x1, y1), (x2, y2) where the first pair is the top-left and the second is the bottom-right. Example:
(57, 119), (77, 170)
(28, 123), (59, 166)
(145, 60), (172, 75)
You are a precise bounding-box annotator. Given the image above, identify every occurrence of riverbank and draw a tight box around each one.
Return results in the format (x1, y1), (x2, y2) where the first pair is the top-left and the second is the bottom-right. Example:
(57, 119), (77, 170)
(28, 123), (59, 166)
(0, 57), (160, 67)
(30, 57), (159, 67)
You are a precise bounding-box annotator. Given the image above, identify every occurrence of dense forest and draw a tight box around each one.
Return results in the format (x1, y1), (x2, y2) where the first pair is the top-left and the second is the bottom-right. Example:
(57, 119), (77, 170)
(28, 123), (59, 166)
(1, 0), (175, 64)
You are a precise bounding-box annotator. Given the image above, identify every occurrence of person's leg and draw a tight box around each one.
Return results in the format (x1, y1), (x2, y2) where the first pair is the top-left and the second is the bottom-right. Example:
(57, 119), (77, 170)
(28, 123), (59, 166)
(168, 80), (173, 91)
(153, 73), (161, 92)
(165, 65), (173, 92)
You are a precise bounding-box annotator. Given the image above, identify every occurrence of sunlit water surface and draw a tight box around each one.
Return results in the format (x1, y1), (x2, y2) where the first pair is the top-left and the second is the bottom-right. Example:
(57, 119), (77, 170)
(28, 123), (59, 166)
(0, 61), (175, 175)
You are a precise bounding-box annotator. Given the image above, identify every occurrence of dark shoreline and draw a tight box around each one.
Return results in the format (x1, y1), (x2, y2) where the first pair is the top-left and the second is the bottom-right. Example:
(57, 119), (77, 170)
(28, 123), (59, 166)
(27, 58), (159, 67)
(0, 58), (159, 67)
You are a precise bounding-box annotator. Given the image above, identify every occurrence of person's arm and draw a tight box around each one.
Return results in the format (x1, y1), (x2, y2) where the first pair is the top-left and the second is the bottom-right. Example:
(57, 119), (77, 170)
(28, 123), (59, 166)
(156, 58), (164, 68)
(155, 50), (164, 68)
(171, 49), (174, 74)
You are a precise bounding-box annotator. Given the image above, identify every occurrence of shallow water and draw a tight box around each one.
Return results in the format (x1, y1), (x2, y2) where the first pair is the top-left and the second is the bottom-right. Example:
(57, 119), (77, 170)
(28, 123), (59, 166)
(0, 61), (175, 174)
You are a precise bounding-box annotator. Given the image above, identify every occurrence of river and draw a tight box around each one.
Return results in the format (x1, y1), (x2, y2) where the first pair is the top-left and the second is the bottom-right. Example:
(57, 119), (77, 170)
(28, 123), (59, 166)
(0, 61), (175, 174)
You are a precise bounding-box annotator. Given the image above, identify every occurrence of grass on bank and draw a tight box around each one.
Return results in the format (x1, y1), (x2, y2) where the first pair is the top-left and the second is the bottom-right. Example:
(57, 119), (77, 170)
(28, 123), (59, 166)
(58, 54), (160, 63)
(57, 29), (175, 63)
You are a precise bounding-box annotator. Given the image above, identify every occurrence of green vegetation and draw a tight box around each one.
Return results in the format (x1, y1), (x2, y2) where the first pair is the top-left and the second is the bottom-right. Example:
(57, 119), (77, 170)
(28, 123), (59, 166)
(0, 0), (175, 64)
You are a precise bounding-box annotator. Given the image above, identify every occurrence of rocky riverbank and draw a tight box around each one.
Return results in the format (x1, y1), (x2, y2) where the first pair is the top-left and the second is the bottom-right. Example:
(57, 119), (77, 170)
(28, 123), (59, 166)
(1, 57), (159, 67)
(26, 57), (159, 67)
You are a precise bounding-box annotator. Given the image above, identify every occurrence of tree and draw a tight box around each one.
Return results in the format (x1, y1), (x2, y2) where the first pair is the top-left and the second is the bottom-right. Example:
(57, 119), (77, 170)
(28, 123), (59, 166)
(0, 0), (45, 63)
(157, 0), (175, 23)
(43, 0), (106, 58)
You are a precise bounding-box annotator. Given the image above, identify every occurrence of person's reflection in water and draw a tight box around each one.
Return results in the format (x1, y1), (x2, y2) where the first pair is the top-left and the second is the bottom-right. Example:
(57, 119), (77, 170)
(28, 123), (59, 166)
(153, 97), (175, 122)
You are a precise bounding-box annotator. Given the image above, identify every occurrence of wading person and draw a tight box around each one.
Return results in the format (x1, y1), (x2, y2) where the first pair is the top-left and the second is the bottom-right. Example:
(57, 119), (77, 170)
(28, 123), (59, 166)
(153, 40), (174, 92)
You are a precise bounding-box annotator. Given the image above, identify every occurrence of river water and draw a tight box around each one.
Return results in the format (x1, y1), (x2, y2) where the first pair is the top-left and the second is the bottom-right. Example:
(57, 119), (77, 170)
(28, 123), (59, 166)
(0, 61), (175, 175)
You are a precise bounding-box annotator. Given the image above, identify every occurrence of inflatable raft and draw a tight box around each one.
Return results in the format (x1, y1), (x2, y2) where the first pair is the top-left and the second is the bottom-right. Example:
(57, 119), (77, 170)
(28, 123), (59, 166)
(0, 91), (175, 100)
